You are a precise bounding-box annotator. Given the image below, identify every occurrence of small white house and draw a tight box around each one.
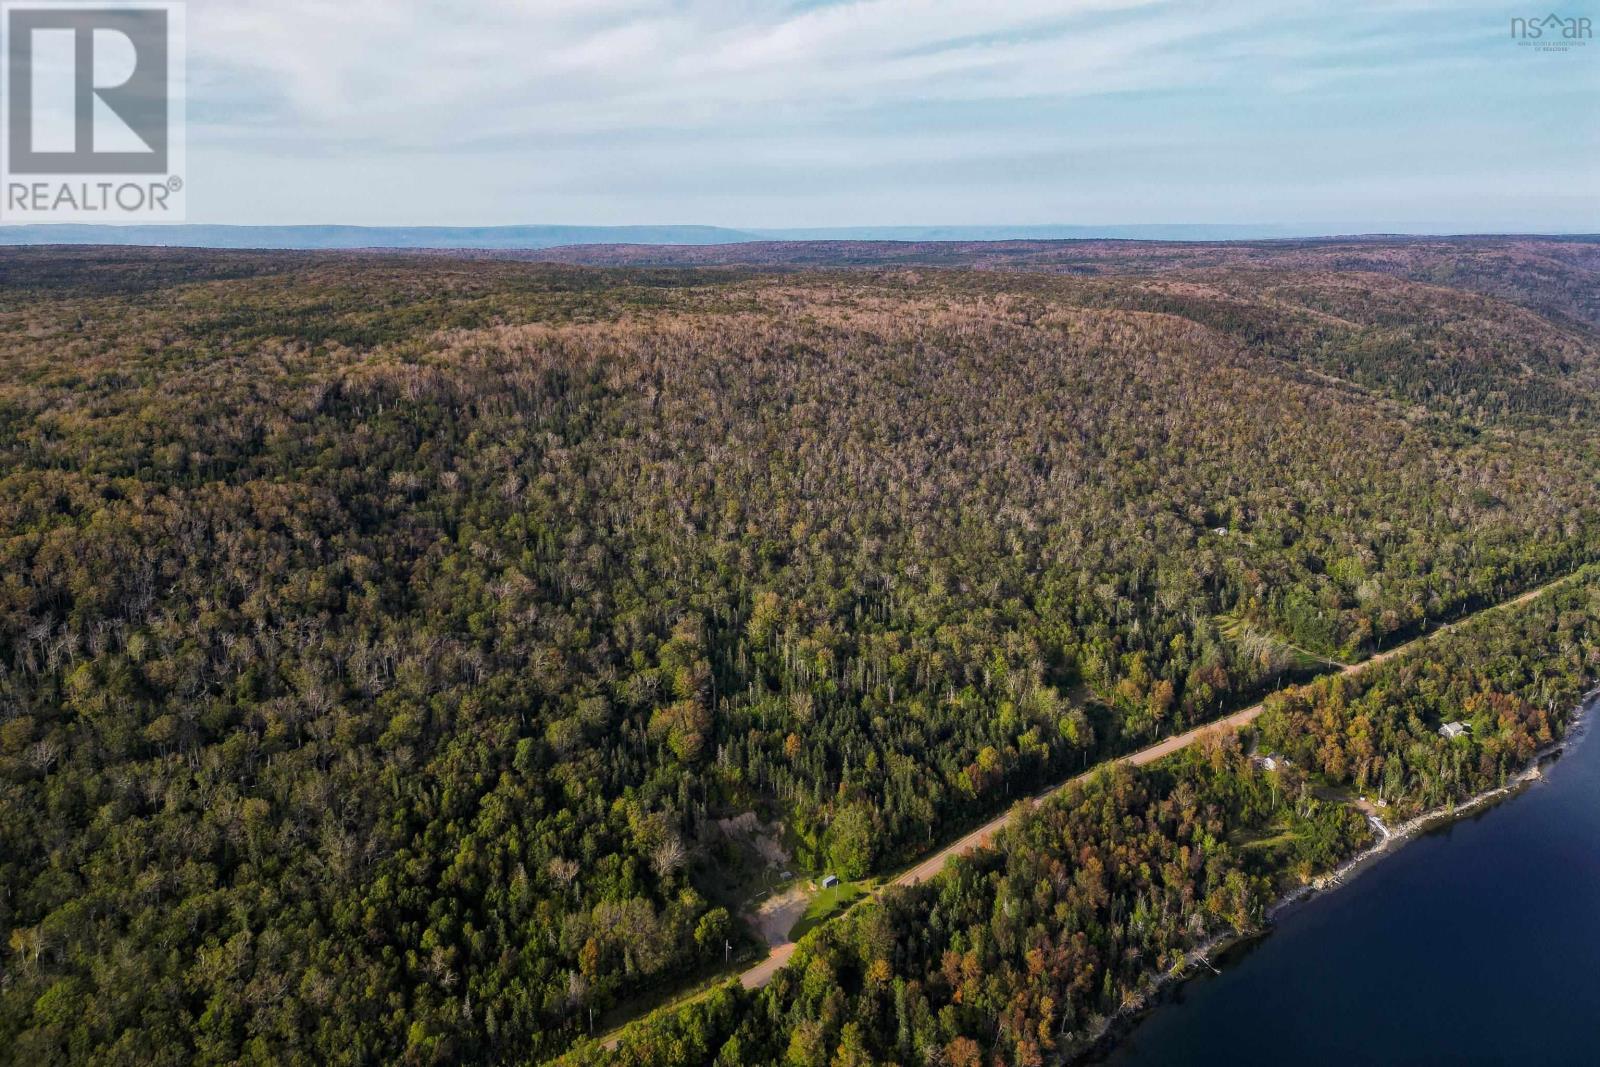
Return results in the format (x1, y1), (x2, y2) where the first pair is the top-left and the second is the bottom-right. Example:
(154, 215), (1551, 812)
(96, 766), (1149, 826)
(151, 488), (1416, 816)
(1439, 721), (1469, 740)
(820, 875), (839, 889)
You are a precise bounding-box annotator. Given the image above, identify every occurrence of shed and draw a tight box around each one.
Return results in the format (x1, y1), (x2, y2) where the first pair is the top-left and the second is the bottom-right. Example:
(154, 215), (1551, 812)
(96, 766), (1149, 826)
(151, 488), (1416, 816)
(820, 875), (839, 889)
(1439, 721), (1469, 740)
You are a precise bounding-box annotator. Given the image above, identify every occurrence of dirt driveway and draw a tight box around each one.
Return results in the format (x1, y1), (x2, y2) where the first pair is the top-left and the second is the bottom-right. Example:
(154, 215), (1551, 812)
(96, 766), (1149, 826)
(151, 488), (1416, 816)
(749, 883), (811, 946)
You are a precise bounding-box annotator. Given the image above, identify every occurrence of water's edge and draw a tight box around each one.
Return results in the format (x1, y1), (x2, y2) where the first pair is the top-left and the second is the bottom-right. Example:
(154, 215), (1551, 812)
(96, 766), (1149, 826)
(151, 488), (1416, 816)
(1072, 688), (1600, 1065)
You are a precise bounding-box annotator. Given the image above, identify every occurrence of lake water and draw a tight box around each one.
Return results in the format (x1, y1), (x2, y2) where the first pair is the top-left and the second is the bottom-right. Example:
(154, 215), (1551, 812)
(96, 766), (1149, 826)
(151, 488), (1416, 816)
(1103, 697), (1600, 1067)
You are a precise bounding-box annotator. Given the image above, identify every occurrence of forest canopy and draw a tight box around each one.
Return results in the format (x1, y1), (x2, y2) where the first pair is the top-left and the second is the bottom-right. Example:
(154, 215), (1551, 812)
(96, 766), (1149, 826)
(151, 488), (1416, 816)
(0, 243), (1597, 1064)
(570, 573), (1600, 1067)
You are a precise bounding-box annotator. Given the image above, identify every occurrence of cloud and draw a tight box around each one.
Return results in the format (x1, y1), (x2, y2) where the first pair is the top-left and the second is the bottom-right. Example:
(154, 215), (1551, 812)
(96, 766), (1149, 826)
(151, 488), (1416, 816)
(183, 1), (1309, 147)
(177, 0), (1599, 226)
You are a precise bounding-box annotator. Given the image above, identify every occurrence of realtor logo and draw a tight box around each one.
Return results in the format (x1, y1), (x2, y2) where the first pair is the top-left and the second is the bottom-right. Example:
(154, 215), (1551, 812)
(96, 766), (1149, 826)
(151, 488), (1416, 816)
(1509, 12), (1591, 50)
(1, 1), (184, 220)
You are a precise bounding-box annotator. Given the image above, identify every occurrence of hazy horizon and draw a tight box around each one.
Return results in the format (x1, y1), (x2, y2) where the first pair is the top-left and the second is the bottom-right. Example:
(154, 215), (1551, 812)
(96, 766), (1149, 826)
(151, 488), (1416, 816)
(159, 1), (1597, 231)
(2, 222), (1597, 251)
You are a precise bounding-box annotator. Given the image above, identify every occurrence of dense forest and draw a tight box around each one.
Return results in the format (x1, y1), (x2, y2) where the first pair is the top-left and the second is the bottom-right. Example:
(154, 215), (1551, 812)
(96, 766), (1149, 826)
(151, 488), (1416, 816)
(537, 236), (1600, 336)
(569, 573), (1600, 1067)
(0, 244), (1598, 1063)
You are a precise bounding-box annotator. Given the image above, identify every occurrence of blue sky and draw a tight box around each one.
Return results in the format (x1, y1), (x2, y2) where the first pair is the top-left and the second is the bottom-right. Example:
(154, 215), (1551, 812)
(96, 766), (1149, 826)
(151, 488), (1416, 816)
(186, 0), (1599, 230)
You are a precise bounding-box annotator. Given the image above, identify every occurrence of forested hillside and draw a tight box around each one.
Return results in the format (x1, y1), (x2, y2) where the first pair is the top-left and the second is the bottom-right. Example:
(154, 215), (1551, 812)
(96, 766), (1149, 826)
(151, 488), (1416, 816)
(1, 246), (1597, 1064)
(536, 236), (1600, 334)
(569, 573), (1600, 1067)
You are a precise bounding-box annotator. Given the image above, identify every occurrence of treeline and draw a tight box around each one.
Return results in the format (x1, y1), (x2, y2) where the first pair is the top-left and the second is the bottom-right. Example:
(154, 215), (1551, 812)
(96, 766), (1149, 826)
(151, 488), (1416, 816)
(574, 574), (1600, 1066)
(1, 254), (1599, 1062)
(535, 235), (1600, 339)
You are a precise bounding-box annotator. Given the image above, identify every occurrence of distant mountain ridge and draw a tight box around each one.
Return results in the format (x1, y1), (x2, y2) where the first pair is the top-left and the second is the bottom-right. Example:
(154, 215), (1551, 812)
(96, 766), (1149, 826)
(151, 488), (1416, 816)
(753, 224), (1329, 241)
(0, 224), (762, 249)
(1, 222), (1574, 250)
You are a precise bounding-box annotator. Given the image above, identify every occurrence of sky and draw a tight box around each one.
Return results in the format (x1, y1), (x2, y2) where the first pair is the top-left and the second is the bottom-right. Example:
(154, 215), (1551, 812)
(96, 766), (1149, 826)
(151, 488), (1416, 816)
(182, 0), (1600, 230)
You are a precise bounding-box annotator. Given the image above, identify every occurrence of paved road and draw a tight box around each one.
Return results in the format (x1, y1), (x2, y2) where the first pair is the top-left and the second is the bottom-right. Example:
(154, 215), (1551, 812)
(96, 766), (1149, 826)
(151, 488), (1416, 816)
(894, 698), (1273, 885)
(597, 570), (1582, 1047)
(738, 941), (797, 990)
(897, 577), (1566, 889)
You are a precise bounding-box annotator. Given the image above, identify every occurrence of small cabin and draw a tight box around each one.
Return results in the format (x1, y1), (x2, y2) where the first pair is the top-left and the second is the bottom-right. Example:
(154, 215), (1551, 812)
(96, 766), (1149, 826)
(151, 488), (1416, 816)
(1439, 721), (1469, 740)
(820, 875), (839, 889)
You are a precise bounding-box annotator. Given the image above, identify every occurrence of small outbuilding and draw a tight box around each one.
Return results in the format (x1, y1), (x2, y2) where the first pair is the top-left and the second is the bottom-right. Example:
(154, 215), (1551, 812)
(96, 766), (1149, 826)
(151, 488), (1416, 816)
(820, 875), (839, 889)
(1439, 721), (1469, 740)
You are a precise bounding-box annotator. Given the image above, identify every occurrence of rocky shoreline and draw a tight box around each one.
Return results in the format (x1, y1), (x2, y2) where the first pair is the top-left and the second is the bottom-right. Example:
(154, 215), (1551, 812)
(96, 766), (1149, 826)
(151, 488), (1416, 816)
(1068, 688), (1600, 1065)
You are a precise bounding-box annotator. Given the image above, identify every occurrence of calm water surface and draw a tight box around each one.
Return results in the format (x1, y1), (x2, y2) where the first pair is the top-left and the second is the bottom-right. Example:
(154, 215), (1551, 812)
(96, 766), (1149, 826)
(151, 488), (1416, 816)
(1104, 698), (1600, 1067)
